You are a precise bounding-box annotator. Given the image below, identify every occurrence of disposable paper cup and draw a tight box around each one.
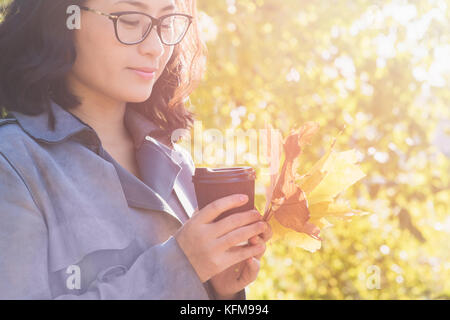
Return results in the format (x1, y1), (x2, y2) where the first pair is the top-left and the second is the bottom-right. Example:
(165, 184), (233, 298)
(192, 167), (256, 246)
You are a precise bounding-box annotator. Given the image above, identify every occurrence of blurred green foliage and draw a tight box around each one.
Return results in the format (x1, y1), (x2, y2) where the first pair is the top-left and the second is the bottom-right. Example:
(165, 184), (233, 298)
(194, 0), (449, 299)
(0, 0), (448, 299)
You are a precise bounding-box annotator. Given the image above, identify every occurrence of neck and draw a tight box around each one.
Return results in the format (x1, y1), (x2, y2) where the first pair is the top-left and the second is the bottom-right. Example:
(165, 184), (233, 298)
(67, 75), (131, 149)
(71, 101), (129, 146)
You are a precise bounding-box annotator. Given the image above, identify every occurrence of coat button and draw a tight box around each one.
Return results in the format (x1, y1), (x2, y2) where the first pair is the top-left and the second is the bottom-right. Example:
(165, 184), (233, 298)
(97, 265), (128, 282)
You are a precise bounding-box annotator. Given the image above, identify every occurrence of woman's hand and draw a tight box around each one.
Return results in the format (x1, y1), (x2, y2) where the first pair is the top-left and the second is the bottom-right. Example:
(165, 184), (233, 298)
(174, 194), (268, 284)
(209, 211), (273, 299)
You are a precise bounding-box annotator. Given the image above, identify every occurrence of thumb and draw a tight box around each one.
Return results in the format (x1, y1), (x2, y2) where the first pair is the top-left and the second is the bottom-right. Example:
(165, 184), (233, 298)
(191, 206), (200, 217)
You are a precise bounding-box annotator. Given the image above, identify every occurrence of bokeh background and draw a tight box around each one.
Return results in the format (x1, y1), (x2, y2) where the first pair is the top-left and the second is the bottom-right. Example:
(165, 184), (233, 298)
(193, 0), (449, 299)
(1, 0), (448, 299)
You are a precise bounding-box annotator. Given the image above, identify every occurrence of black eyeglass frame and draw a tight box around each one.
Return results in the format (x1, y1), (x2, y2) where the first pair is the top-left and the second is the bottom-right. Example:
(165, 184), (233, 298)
(79, 6), (194, 46)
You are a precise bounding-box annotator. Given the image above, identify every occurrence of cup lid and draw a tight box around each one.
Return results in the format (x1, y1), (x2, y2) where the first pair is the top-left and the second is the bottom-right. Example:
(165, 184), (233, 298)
(192, 166), (256, 183)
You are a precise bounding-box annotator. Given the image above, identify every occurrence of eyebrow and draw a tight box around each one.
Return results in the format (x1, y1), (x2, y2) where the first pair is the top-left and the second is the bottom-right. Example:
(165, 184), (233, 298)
(115, 1), (176, 13)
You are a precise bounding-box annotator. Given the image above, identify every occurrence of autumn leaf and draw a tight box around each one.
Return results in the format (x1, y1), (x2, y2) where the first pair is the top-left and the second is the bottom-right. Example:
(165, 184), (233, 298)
(263, 123), (366, 252)
(263, 122), (283, 215)
(305, 149), (366, 205)
(272, 188), (321, 240)
(263, 122), (321, 239)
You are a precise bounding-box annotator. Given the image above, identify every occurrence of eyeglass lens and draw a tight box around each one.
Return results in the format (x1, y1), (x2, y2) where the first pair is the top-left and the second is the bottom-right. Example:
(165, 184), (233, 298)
(116, 14), (190, 45)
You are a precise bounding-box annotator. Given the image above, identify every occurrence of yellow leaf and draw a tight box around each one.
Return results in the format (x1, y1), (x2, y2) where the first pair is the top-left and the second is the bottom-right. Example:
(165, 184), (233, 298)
(298, 138), (336, 193)
(269, 218), (322, 252)
(309, 200), (360, 219)
(310, 217), (333, 229)
(264, 123), (367, 252)
(307, 150), (366, 204)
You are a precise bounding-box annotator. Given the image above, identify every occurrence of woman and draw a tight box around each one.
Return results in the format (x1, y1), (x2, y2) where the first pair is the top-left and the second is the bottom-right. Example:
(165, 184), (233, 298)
(0, 0), (272, 299)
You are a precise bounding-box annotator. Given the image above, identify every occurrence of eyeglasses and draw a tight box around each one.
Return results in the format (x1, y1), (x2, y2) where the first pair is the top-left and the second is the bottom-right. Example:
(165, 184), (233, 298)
(79, 6), (193, 46)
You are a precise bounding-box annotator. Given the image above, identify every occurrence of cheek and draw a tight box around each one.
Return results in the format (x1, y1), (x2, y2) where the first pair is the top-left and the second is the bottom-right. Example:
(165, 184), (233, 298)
(72, 19), (127, 90)
(71, 21), (175, 103)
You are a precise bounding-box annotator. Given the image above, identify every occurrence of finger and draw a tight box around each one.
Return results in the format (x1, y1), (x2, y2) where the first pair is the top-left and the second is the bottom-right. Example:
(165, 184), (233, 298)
(227, 241), (265, 261)
(248, 219), (271, 245)
(246, 256), (260, 272)
(238, 257), (260, 283)
(248, 234), (263, 246)
(231, 260), (247, 275)
(217, 221), (268, 250)
(248, 222), (273, 244)
(211, 209), (262, 238)
(260, 223), (273, 242)
(253, 240), (266, 260)
(247, 236), (265, 260)
(196, 194), (249, 224)
(226, 242), (266, 266)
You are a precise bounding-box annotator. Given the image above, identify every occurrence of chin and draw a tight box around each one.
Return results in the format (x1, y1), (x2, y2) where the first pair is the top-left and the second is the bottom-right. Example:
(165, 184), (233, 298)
(124, 88), (154, 104)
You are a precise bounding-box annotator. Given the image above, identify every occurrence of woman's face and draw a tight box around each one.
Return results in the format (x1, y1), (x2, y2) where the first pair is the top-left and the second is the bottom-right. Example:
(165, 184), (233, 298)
(69, 0), (177, 104)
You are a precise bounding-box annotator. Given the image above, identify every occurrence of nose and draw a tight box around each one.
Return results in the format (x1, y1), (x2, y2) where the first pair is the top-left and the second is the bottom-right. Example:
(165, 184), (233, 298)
(137, 26), (165, 58)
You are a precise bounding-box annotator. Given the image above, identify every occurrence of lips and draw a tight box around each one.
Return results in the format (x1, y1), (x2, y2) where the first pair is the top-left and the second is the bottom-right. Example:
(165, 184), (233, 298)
(128, 67), (157, 80)
(129, 67), (158, 73)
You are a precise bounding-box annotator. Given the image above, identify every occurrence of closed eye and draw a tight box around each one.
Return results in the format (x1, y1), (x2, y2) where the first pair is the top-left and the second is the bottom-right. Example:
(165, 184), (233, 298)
(122, 19), (140, 26)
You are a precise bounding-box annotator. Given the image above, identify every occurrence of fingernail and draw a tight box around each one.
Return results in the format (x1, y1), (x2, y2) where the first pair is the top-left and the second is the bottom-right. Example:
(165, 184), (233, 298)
(253, 209), (261, 217)
(238, 194), (248, 202)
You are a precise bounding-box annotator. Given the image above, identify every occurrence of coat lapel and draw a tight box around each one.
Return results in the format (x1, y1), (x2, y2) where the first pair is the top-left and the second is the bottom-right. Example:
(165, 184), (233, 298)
(124, 106), (197, 219)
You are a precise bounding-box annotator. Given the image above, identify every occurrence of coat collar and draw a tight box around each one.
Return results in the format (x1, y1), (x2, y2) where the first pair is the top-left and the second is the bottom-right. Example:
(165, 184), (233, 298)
(124, 107), (183, 202)
(9, 100), (185, 222)
(10, 100), (93, 144)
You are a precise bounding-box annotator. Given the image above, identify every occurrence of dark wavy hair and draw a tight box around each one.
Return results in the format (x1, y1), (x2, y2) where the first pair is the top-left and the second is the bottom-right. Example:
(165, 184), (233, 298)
(0, 0), (207, 143)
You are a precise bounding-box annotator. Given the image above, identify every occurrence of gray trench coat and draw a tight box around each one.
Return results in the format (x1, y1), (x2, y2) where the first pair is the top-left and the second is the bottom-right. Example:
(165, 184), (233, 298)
(0, 100), (246, 300)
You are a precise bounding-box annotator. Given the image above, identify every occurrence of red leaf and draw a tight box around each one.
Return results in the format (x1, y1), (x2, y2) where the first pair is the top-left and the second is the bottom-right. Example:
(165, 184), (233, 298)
(263, 122), (321, 240)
